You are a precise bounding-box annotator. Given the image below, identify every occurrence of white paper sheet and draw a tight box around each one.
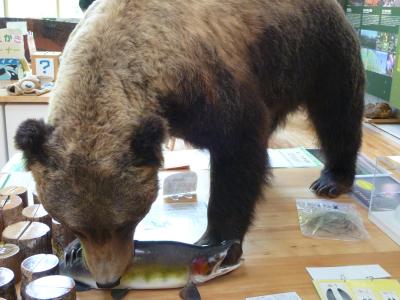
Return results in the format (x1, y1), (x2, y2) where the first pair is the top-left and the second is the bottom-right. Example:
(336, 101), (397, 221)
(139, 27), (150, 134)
(246, 292), (302, 300)
(268, 148), (322, 168)
(306, 265), (391, 281)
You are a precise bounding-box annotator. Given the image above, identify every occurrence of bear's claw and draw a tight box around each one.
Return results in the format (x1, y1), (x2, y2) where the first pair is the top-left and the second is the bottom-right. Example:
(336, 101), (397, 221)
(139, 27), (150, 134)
(310, 170), (352, 198)
(64, 239), (82, 266)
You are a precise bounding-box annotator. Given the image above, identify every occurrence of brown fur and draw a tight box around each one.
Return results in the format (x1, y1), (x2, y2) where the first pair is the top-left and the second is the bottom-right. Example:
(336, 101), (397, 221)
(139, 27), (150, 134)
(15, 0), (364, 285)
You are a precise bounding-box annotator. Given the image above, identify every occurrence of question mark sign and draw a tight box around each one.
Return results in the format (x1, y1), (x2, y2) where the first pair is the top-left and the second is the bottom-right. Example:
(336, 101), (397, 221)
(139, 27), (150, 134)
(39, 60), (51, 74)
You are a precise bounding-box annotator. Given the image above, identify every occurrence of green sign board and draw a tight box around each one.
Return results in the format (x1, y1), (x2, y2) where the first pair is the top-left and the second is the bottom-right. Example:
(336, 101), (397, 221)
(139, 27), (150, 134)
(344, 0), (400, 109)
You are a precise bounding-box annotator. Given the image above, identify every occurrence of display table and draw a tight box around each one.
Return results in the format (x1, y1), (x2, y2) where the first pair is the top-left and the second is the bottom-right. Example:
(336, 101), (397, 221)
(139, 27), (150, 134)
(2, 166), (400, 299)
(0, 90), (50, 104)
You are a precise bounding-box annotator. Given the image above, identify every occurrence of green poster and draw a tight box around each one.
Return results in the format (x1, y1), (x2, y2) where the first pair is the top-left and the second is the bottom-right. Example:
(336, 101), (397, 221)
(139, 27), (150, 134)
(345, 0), (400, 108)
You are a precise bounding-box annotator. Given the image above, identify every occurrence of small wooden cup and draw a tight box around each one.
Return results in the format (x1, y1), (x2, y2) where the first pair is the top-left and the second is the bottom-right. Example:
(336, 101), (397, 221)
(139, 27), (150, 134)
(0, 244), (22, 282)
(20, 254), (59, 299)
(25, 275), (76, 300)
(0, 267), (17, 300)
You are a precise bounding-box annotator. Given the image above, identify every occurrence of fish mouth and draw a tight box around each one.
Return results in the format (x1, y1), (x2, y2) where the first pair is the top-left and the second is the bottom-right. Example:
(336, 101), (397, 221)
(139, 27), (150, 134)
(192, 257), (243, 284)
(220, 242), (243, 267)
(192, 240), (243, 284)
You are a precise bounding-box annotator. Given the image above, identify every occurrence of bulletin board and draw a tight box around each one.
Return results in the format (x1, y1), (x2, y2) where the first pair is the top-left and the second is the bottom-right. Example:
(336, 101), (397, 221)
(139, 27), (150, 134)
(344, 0), (400, 109)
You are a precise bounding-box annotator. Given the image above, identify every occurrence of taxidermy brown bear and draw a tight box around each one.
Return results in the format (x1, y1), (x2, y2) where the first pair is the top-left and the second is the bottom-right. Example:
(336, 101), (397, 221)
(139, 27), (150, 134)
(15, 0), (364, 287)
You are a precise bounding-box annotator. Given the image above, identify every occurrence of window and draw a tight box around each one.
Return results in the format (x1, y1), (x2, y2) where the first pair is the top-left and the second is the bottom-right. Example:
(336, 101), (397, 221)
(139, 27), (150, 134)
(4, 0), (83, 19)
(59, 0), (83, 18)
(8, 0), (57, 18)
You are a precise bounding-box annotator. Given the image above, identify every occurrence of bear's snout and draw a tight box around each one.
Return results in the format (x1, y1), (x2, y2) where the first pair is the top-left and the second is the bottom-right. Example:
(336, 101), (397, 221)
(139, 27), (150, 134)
(96, 278), (121, 289)
(81, 231), (134, 287)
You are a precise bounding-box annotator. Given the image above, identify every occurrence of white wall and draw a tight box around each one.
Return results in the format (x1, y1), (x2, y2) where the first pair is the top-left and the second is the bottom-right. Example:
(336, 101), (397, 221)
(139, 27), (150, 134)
(5, 104), (49, 158)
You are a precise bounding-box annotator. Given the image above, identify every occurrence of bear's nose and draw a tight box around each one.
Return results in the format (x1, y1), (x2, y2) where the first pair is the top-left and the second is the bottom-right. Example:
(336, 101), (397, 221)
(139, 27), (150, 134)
(96, 277), (121, 289)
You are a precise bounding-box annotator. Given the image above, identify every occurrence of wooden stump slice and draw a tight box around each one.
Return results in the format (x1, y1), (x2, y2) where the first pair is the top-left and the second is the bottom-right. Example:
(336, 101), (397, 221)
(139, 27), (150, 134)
(23, 205), (52, 228)
(2, 196), (24, 228)
(2, 221), (51, 259)
(51, 220), (75, 259)
(0, 244), (22, 283)
(21, 254), (59, 299)
(0, 195), (24, 233)
(0, 267), (17, 300)
(19, 222), (52, 258)
(2, 221), (30, 244)
(25, 275), (76, 300)
(0, 186), (28, 207)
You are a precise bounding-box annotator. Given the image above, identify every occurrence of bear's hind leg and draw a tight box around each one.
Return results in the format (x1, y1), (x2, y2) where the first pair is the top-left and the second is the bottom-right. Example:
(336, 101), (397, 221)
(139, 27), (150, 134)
(307, 60), (364, 198)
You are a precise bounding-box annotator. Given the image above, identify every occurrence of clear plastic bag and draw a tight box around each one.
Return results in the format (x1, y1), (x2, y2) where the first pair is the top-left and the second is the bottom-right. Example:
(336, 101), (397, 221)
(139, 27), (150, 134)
(296, 199), (369, 241)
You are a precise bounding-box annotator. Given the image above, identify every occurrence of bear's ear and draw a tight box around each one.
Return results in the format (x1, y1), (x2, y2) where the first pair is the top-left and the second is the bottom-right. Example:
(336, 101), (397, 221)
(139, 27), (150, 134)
(131, 115), (166, 167)
(15, 119), (54, 165)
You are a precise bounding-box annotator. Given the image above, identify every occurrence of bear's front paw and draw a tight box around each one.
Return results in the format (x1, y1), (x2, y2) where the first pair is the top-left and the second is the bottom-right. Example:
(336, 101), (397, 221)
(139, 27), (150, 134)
(310, 170), (353, 198)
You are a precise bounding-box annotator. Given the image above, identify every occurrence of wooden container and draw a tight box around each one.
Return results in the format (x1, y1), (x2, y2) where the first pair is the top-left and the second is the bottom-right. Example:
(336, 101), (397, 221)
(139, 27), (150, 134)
(25, 275), (75, 300)
(20, 254), (59, 299)
(0, 195), (24, 232)
(0, 267), (17, 300)
(0, 244), (22, 282)
(0, 186), (28, 207)
(2, 221), (51, 259)
(51, 219), (75, 259)
(23, 205), (52, 228)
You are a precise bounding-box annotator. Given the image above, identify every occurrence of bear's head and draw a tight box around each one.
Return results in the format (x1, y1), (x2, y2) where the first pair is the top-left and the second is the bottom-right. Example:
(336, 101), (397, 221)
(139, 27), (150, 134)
(15, 116), (165, 287)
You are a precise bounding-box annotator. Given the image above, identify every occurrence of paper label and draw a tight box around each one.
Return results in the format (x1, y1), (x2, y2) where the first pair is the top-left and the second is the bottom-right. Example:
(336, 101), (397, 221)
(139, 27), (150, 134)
(307, 265), (391, 281)
(163, 172), (197, 196)
(0, 28), (25, 59)
(246, 292), (302, 300)
(35, 57), (55, 79)
(314, 279), (400, 300)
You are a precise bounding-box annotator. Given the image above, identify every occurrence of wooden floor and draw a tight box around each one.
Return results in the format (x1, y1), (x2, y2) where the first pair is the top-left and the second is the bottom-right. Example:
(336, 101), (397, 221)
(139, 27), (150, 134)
(79, 112), (400, 300)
